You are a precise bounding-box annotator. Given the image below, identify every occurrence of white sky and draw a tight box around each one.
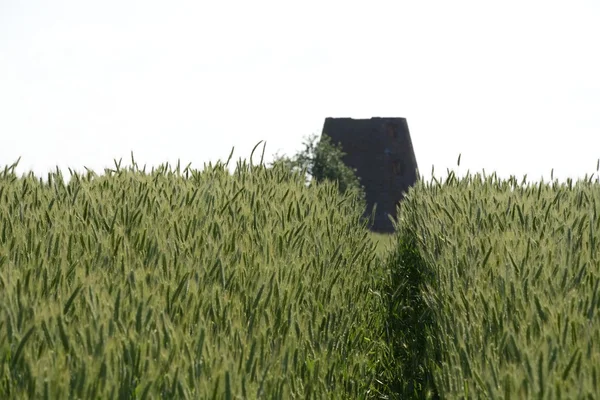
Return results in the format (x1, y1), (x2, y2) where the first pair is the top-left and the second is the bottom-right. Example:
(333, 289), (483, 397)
(1, 0), (599, 183)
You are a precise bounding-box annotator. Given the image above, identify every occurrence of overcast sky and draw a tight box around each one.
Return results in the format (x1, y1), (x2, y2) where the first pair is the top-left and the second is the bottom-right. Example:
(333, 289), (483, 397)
(1, 0), (599, 183)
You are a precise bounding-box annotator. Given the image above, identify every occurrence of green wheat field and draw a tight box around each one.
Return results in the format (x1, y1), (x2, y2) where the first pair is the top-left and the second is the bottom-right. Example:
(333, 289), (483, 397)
(1, 153), (600, 399)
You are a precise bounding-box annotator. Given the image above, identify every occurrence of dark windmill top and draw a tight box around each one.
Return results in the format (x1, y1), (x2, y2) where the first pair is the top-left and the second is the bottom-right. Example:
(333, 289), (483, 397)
(321, 117), (419, 232)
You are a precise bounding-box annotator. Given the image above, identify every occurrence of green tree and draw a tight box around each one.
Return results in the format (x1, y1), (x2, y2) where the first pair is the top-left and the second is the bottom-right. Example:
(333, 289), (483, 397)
(271, 133), (365, 202)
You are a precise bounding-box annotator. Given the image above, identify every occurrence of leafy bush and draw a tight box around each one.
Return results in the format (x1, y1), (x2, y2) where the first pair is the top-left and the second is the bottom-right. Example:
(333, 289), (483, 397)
(271, 133), (365, 205)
